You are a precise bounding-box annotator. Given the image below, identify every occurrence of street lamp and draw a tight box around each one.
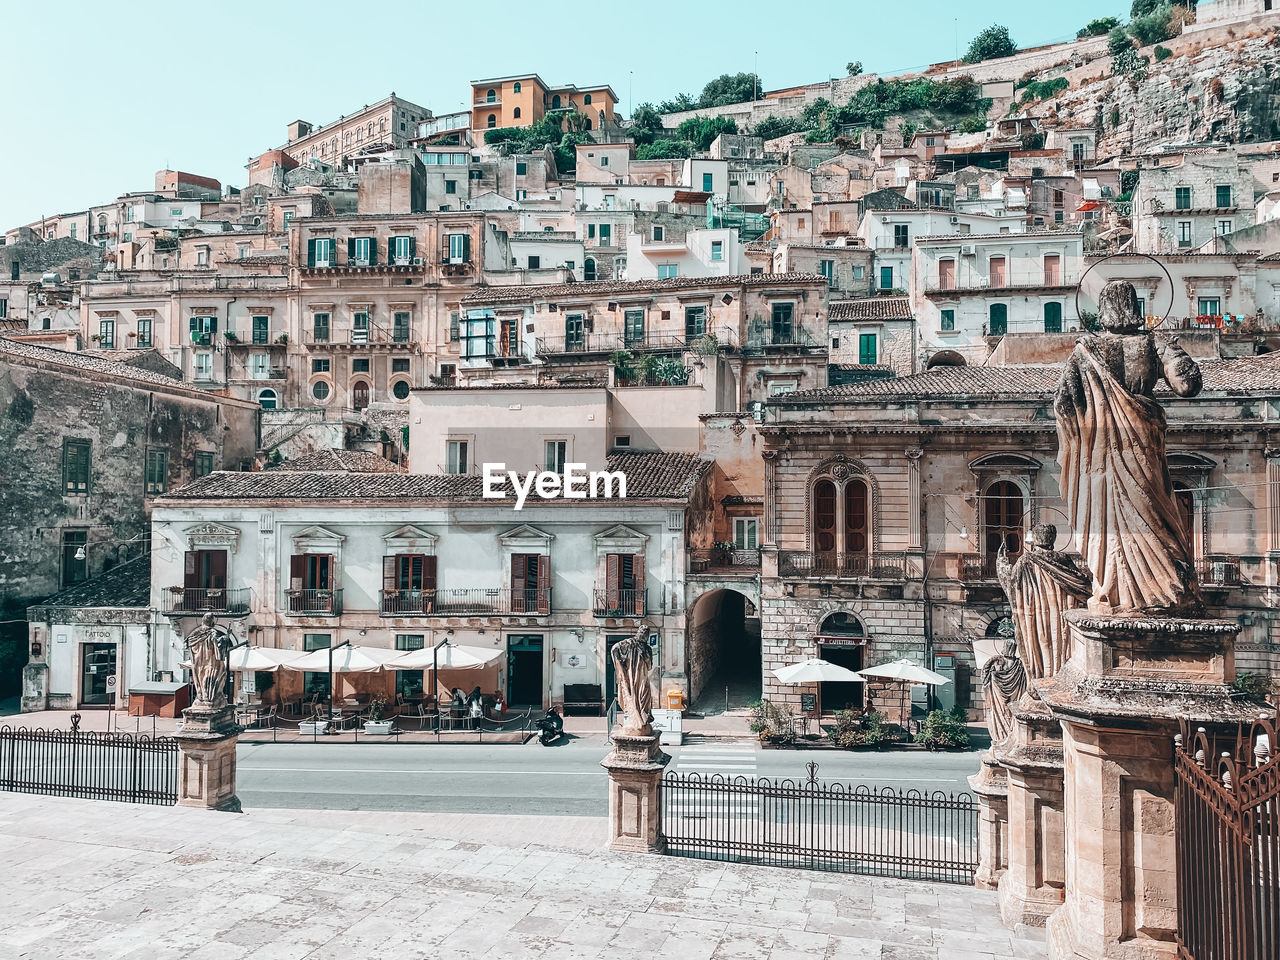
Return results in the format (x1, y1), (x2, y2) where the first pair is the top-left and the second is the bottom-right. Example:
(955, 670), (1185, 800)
(327, 638), (352, 721)
(74, 533), (149, 562)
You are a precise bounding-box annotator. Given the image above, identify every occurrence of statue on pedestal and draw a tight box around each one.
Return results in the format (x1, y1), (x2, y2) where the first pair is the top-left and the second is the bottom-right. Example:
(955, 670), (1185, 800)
(997, 523), (1091, 679)
(1055, 279), (1203, 614)
(610, 625), (655, 736)
(184, 613), (230, 709)
(981, 634), (1028, 745)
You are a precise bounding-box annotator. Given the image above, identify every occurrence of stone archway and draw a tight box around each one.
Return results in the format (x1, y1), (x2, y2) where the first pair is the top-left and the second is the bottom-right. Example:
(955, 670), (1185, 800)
(686, 587), (760, 714)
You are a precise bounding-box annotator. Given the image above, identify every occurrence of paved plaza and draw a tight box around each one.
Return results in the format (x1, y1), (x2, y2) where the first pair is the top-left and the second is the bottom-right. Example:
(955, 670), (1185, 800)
(0, 793), (1045, 960)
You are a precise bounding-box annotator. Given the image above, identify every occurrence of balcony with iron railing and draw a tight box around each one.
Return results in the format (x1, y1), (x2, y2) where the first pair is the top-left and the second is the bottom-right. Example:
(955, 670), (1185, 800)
(228, 365), (287, 382)
(690, 547), (762, 574)
(303, 323), (414, 348)
(1196, 556), (1242, 588)
(162, 587), (252, 617)
(924, 273), (1076, 297)
(591, 588), (648, 618)
(285, 588), (344, 616)
(379, 587), (552, 616)
(777, 551), (906, 580)
(743, 325), (823, 353)
(960, 554), (1000, 582)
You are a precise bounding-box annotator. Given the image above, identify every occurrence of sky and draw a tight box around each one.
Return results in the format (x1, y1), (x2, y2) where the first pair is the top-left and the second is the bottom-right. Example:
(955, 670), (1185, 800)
(0, 0), (1126, 229)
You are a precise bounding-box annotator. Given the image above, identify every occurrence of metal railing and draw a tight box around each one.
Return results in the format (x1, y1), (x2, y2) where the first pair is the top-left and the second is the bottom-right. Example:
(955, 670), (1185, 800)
(591, 588), (647, 617)
(662, 762), (978, 884)
(0, 715), (177, 805)
(777, 551), (906, 580)
(285, 589), (344, 616)
(1197, 557), (1242, 587)
(303, 324), (413, 346)
(743, 326), (823, 352)
(1174, 710), (1280, 960)
(379, 587), (551, 616)
(690, 547), (762, 572)
(961, 555), (999, 582)
(161, 587), (252, 616)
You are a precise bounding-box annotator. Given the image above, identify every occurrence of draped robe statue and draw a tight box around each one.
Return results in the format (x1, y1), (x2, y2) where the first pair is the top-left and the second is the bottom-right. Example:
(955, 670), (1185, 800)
(185, 613), (230, 709)
(1054, 279), (1203, 614)
(610, 625), (655, 736)
(997, 523), (1091, 680)
(981, 634), (1028, 745)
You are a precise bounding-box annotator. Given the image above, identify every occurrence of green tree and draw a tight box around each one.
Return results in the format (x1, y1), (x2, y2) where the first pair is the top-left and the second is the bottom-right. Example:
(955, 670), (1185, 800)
(751, 115), (801, 141)
(656, 92), (696, 114)
(676, 115), (739, 151)
(1109, 26), (1132, 55)
(698, 72), (764, 107)
(846, 60), (863, 77)
(1078, 16), (1120, 37)
(964, 24), (1017, 63)
(960, 115), (988, 133)
(1128, 3), (1176, 46)
(635, 138), (695, 160)
(629, 103), (663, 145)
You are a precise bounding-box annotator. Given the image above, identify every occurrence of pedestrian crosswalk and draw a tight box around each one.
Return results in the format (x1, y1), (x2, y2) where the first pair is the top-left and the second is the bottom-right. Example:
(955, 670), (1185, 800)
(671, 739), (758, 776)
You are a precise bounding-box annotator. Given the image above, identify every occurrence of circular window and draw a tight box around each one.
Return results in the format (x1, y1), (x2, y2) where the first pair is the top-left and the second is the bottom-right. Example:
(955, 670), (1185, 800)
(392, 380), (410, 400)
(311, 380), (330, 401)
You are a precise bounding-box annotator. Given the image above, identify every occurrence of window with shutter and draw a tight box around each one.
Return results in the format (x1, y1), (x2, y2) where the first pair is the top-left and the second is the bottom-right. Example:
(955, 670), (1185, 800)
(631, 553), (645, 615)
(844, 480), (868, 555)
(510, 554), (529, 612)
(814, 479), (837, 555)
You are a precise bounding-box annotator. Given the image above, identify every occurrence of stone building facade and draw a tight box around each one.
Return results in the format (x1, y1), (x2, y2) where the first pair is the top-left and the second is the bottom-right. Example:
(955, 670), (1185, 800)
(756, 352), (1280, 722)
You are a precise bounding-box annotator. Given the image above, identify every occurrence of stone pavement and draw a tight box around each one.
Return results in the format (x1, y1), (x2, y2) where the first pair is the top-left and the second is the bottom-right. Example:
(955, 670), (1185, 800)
(0, 793), (1046, 960)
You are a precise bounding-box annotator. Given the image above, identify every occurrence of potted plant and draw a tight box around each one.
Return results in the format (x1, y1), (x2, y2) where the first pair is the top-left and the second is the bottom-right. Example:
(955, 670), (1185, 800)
(363, 696), (393, 735)
(299, 716), (330, 736)
(224, 330), (240, 344)
(275, 333), (288, 345)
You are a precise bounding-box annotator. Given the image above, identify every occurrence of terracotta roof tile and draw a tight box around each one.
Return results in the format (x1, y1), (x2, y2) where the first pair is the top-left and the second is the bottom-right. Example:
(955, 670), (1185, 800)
(0, 337), (185, 387)
(460, 273), (827, 306)
(775, 352), (1280, 404)
(278, 449), (402, 473)
(829, 297), (913, 321)
(30, 556), (151, 610)
(163, 451), (711, 503)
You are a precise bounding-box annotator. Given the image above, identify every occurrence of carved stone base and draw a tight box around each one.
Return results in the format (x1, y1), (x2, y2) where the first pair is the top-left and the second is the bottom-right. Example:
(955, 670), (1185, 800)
(175, 704), (242, 813)
(600, 732), (670, 854)
(21, 661), (48, 713)
(1038, 613), (1256, 960)
(968, 751), (1008, 891)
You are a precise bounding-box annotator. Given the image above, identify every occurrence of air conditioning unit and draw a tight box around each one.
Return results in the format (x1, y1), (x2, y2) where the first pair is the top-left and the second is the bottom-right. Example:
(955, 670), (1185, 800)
(977, 277), (989, 288)
(880, 216), (891, 223)
(960, 244), (976, 257)
(949, 216), (960, 224)
(411, 257), (424, 266)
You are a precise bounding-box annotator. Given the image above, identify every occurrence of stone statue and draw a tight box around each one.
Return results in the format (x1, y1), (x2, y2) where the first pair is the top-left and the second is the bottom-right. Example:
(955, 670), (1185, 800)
(610, 624), (655, 736)
(996, 523), (1091, 679)
(1055, 279), (1203, 614)
(185, 613), (230, 709)
(981, 634), (1028, 745)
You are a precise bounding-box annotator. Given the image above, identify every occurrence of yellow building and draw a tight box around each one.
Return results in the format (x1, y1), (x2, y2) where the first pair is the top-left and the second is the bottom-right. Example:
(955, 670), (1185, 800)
(470, 74), (617, 134)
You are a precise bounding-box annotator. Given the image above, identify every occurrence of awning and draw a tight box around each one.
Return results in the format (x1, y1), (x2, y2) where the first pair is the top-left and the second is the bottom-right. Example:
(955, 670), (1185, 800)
(1077, 201), (1100, 212)
(672, 190), (711, 204)
(180, 646), (304, 673)
(387, 644), (503, 671)
(283, 645), (402, 673)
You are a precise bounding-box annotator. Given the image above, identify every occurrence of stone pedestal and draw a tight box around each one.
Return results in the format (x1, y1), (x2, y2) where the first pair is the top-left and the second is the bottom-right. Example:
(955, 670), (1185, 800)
(1037, 613), (1255, 960)
(968, 750), (1008, 891)
(21, 661), (48, 713)
(600, 731), (670, 854)
(175, 704), (242, 813)
(995, 694), (1066, 928)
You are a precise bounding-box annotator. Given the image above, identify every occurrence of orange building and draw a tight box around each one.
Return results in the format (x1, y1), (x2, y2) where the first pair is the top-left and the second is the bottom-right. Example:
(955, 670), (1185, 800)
(470, 74), (617, 134)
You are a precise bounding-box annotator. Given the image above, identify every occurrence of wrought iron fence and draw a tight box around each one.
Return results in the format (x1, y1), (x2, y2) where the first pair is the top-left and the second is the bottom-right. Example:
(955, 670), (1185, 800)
(1174, 709), (1280, 960)
(162, 587), (252, 616)
(0, 715), (177, 805)
(777, 551), (906, 580)
(591, 588), (647, 617)
(662, 762), (978, 884)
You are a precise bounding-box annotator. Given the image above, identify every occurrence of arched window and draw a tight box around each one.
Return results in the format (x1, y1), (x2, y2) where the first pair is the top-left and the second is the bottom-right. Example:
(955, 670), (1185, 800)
(813, 479), (837, 556)
(487, 114), (497, 128)
(583, 258), (596, 281)
(513, 107), (521, 119)
(584, 94), (592, 105)
(487, 89), (496, 102)
(983, 480), (1024, 559)
(513, 82), (522, 93)
(989, 303), (1008, 336)
(843, 479), (868, 556)
(1172, 480), (1195, 543)
(97, 215), (106, 233)
(1044, 302), (1062, 333)
(551, 94), (561, 109)
(584, 118), (592, 130)
(257, 388), (278, 409)
(352, 380), (370, 411)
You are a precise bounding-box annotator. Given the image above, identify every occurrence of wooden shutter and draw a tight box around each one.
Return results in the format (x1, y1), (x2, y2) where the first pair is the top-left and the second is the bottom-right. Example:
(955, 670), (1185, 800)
(632, 553), (646, 615)
(511, 554), (528, 612)
(289, 555), (304, 590)
(421, 555), (437, 590)
(184, 550), (199, 588)
(408, 237), (417, 260)
(307, 238), (316, 268)
(368, 238), (377, 266)
(845, 480), (868, 555)
(347, 237), (356, 262)
(537, 554), (551, 614)
(189, 316), (199, 341)
(814, 480), (837, 554)
(606, 554), (620, 610)
(208, 550), (227, 589)
(442, 235), (451, 263)
(461, 233), (471, 263)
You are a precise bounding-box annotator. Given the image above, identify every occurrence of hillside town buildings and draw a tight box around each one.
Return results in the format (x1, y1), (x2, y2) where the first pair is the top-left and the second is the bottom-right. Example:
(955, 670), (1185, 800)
(9, 13), (1280, 717)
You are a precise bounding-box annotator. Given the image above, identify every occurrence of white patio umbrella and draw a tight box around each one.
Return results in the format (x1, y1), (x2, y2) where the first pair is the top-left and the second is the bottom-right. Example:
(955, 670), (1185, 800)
(856, 658), (952, 730)
(773, 658), (866, 684)
(386, 644), (503, 670)
(283, 645), (401, 673)
(228, 647), (304, 672)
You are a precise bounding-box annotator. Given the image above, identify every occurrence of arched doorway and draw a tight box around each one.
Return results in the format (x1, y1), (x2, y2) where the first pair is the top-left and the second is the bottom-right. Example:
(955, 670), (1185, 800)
(816, 613), (865, 713)
(687, 588), (760, 713)
(983, 480), (1024, 559)
(583, 258), (597, 281)
(352, 380), (370, 411)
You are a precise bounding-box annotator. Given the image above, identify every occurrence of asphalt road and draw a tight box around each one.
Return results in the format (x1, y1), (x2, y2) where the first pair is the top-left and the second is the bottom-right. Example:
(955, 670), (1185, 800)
(235, 734), (982, 816)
